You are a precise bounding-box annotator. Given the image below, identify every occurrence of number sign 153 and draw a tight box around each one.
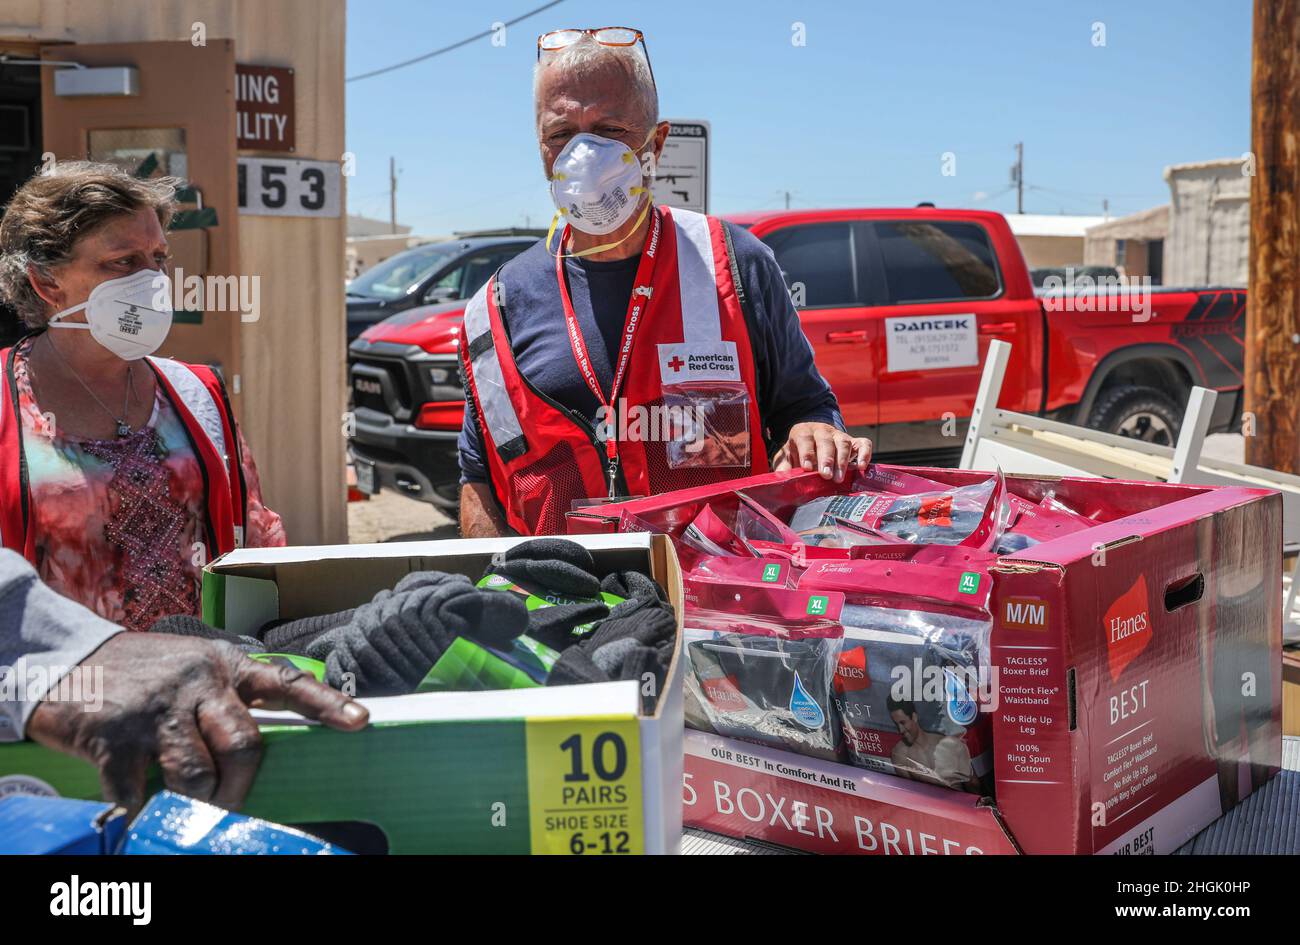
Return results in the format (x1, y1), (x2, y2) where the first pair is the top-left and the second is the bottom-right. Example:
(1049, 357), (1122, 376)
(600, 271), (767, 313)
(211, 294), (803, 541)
(237, 157), (341, 218)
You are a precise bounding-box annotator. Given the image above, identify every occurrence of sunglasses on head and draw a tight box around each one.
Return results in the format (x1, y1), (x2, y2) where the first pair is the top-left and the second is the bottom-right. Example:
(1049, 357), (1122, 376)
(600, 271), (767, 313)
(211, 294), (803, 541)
(537, 26), (656, 87)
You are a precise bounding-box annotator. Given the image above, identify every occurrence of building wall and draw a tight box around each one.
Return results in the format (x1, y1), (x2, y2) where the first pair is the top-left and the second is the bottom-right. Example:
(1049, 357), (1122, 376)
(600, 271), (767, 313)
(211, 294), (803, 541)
(347, 234), (431, 280)
(1014, 235), (1086, 269)
(1084, 235), (1117, 267)
(1165, 162), (1251, 287)
(0, 0), (349, 545)
(1082, 206), (1169, 275)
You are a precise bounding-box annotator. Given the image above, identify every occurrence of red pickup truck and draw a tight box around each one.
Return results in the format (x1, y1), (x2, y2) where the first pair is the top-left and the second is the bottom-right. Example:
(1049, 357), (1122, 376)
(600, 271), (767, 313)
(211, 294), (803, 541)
(347, 207), (1246, 508)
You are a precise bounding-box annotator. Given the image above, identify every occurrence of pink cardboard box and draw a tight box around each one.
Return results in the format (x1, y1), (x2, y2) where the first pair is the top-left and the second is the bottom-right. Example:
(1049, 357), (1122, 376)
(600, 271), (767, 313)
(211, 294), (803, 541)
(569, 467), (1284, 854)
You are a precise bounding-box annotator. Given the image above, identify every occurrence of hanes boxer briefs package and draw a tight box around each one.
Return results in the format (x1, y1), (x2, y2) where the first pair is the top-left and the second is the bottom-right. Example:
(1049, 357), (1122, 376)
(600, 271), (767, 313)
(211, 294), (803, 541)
(994, 493), (1093, 555)
(568, 466), (1285, 855)
(789, 471), (1007, 551)
(683, 582), (845, 762)
(799, 559), (996, 793)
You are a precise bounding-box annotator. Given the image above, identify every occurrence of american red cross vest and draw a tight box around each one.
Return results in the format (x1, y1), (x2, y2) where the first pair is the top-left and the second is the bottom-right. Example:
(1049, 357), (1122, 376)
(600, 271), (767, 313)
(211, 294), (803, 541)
(460, 206), (767, 536)
(0, 340), (248, 564)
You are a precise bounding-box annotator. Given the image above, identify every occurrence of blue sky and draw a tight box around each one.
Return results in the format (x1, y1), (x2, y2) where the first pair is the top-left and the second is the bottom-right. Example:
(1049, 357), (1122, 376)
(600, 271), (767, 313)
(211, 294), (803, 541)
(344, 0), (1252, 234)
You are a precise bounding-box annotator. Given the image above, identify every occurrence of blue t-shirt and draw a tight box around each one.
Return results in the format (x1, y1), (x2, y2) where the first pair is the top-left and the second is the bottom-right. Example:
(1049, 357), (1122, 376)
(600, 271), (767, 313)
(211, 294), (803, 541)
(459, 221), (843, 483)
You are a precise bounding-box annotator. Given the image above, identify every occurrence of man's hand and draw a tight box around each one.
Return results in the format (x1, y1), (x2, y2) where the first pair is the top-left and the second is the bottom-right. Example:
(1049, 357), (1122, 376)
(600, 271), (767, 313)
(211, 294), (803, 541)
(772, 422), (872, 482)
(26, 633), (369, 816)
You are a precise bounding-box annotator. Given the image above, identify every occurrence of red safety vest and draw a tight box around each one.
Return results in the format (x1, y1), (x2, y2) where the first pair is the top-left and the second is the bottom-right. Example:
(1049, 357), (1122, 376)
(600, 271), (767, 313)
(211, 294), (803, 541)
(0, 341), (248, 564)
(461, 206), (767, 536)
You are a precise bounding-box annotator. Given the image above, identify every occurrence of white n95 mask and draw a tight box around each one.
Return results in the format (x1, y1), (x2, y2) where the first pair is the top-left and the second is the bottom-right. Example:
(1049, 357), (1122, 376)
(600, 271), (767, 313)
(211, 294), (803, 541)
(48, 268), (174, 361)
(549, 132), (651, 236)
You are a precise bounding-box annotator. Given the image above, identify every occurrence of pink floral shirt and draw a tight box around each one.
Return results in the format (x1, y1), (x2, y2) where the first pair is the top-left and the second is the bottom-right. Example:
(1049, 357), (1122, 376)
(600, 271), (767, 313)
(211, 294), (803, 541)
(15, 339), (284, 631)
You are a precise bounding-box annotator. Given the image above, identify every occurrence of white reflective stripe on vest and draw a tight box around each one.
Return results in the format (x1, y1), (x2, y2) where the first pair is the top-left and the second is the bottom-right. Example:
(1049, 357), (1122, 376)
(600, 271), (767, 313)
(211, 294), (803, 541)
(149, 357), (229, 466)
(464, 284), (525, 449)
(671, 208), (723, 345)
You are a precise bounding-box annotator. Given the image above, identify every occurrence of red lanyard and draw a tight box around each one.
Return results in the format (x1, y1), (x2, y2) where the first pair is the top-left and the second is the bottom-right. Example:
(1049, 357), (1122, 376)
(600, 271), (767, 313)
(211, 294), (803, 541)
(555, 207), (663, 491)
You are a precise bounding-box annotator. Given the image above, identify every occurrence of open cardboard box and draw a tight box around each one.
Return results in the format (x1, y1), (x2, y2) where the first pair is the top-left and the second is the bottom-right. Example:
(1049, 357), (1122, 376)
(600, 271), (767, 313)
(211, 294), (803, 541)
(0, 533), (686, 855)
(570, 466), (1285, 854)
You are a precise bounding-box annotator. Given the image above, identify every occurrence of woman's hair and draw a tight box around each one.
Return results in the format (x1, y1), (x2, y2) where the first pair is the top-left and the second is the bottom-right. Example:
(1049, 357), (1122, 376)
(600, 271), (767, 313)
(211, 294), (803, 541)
(0, 161), (179, 328)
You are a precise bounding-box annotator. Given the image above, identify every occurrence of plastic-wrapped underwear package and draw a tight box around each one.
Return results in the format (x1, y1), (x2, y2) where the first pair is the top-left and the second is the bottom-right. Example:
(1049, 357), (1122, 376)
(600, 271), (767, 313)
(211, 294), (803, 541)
(799, 558), (996, 794)
(683, 581), (845, 762)
(788, 470), (1008, 551)
(993, 491), (1094, 555)
(681, 493), (799, 556)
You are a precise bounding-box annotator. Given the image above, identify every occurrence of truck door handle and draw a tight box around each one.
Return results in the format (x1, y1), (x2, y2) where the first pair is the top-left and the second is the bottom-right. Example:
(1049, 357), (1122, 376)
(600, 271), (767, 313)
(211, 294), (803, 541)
(827, 330), (869, 343)
(979, 322), (1017, 334)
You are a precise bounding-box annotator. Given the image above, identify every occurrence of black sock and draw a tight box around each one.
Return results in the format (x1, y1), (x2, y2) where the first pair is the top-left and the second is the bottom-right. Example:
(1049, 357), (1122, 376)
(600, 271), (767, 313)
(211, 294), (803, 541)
(526, 601), (610, 650)
(486, 539), (602, 599)
(547, 647), (611, 686)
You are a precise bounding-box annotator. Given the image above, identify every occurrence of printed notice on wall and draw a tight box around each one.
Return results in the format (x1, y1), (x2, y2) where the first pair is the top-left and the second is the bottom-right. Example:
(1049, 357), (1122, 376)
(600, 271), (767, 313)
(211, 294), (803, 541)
(884, 314), (978, 372)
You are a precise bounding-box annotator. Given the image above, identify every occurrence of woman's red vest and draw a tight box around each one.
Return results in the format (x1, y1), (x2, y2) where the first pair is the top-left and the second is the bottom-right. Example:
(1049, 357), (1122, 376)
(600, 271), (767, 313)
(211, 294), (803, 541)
(0, 341), (248, 564)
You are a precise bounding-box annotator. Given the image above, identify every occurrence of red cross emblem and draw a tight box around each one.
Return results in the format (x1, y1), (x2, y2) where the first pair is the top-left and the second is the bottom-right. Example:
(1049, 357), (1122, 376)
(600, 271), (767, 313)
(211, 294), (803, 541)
(668, 356), (685, 372)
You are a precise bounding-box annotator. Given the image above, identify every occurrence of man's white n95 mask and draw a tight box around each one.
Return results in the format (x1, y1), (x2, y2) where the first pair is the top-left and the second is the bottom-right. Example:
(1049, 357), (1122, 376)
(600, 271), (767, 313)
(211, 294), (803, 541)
(549, 132), (650, 236)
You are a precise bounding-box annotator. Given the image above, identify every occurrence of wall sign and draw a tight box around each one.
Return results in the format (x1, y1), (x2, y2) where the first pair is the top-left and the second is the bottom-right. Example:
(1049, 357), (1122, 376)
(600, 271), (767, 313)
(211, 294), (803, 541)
(236, 64), (295, 152)
(650, 120), (709, 214)
(237, 157), (340, 217)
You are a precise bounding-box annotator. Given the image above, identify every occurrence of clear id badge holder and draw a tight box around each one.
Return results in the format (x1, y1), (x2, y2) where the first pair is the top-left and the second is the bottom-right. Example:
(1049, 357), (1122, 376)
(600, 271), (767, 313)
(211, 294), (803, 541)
(662, 378), (753, 469)
(655, 339), (753, 469)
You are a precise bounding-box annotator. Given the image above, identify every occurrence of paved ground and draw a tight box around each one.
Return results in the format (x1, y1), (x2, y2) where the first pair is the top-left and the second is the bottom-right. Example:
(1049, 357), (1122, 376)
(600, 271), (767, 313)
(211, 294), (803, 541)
(347, 488), (457, 544)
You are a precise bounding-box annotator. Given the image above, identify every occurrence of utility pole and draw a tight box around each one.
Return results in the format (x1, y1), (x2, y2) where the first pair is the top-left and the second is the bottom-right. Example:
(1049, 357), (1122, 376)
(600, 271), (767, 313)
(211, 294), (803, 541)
(1014, 142), (1024, 214)
(784, 190), (791, 210)
(1245, 0), (1300, 473)
(389, 156), (398, 234)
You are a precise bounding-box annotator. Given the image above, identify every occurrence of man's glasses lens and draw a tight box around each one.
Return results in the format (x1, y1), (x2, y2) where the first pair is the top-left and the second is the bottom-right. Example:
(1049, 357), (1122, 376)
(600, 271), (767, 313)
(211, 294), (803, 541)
(539, 29), (584, 51)
(539, 27), (642, 51)
(537, 27), (654, 87)
(593, 27), (639, 46)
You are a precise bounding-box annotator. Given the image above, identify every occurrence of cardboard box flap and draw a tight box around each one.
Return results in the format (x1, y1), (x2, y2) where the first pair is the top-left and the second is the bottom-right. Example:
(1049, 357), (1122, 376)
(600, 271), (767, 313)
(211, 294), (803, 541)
(252, 679), (641, 726)
(214, 532), (656, 569)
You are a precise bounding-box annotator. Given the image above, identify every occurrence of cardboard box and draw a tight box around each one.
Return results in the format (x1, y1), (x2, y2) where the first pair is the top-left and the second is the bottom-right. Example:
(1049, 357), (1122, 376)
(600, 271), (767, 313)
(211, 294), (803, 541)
(0, 534), (686, 855)
(121, 791), (352, 855)
(683, 729), (1019, 854)
(570, 466), (1285, 854)
(0, 795), (125, 855)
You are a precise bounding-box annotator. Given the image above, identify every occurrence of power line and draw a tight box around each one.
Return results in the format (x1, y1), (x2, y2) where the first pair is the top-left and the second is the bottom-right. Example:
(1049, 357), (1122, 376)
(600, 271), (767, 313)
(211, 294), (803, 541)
(1027, 184), (1164, 202)
(974, 185), (1015, 204)
(347, 0), (567, 82)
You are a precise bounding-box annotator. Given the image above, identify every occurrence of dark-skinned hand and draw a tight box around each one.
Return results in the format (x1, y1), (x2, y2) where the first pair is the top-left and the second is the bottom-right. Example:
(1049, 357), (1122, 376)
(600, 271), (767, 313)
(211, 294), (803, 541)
(25, 632), (369, 817)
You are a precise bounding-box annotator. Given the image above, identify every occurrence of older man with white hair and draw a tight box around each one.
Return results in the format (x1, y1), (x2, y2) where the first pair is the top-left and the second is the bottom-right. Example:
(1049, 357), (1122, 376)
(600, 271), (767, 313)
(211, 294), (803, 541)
(458, 26), (870, 537)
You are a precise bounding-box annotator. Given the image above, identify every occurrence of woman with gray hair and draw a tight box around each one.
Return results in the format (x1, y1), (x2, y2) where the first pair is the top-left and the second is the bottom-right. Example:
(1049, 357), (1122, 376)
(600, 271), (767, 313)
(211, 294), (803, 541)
(0, 161), (283, 632)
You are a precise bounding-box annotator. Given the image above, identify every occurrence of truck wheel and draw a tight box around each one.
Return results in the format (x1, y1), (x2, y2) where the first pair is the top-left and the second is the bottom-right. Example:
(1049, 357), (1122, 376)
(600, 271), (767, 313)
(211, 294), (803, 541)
(1086, 385), (1182, 445)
